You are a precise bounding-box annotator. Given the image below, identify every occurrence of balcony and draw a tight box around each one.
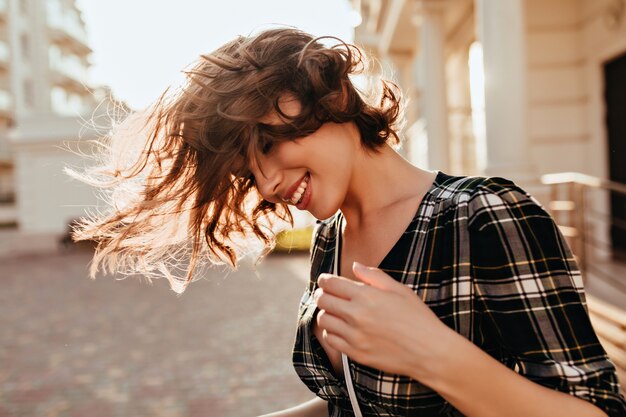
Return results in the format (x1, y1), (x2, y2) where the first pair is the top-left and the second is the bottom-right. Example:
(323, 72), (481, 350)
(0, 128), (11, 164)
(49, 49), (88, 90)
(0, 89), (11, 114)
(50, 87), (89, 116)
(0, 42), (9, 69)
(46, 3), (91, 55)
(542, 172), (626, 387)
(48, 45), (88, 92)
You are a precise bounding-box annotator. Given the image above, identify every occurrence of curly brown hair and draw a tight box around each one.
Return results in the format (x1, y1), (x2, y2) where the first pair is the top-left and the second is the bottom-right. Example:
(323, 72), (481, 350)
(67, 27), (404, 294)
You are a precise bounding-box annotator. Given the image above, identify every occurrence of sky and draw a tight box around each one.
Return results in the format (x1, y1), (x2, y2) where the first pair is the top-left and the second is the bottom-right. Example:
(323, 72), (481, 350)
(76, 0), (359, 110)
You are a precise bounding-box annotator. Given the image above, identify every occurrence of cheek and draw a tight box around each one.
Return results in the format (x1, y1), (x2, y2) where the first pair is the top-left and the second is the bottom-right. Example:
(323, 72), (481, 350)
(314, 166), (347, 202)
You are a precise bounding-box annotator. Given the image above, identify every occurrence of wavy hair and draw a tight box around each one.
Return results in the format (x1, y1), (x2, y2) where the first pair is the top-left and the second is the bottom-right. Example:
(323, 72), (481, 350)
(67, 27), (404, 294)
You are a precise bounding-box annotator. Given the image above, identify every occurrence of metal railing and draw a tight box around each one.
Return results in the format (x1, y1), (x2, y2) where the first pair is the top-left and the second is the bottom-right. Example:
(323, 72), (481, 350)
(541, 172), (626, 293)
(543, 173), (626, 385)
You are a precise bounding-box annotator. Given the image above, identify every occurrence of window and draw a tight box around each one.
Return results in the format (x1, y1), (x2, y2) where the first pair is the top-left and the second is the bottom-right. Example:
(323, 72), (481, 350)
(51, 86), (66, 114)
(23, 79), (34, 108)
(20, 34), (30, 61)
(19, 0), (28, 15)
(0, 89), (12, 111)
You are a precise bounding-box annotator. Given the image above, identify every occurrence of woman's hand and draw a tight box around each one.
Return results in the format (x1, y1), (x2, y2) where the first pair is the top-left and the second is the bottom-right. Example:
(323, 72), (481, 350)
(313, 262), (457, 382)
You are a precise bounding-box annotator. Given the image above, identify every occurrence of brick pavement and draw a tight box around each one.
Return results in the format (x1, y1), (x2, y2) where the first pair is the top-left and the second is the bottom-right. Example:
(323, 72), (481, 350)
(0, 247), (316, 417)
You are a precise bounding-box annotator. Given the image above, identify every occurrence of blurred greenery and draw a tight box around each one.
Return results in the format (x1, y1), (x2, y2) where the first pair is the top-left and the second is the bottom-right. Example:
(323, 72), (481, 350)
(274, 226), (314, 252)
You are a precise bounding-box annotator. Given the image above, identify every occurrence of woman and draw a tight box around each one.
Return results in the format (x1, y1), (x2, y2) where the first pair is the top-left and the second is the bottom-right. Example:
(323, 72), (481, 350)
(69, 28), (626, 417)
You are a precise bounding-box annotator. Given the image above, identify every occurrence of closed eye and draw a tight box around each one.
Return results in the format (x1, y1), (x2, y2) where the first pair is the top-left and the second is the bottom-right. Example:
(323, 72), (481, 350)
(261, 141), (274, 154)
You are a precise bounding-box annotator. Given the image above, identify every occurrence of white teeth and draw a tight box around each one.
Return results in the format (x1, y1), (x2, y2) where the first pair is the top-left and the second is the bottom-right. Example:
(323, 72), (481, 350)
(290, 174), (309, 204)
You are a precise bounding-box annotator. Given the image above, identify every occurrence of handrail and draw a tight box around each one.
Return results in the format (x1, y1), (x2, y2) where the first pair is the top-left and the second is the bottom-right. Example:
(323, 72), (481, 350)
(542, 172), (626, 195)
(543, 173), (626, 394)
(540, 172), (626, 291)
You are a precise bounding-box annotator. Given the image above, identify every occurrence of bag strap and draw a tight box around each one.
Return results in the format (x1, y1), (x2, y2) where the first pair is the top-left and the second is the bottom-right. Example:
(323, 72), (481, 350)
(334, 213), (364, 417)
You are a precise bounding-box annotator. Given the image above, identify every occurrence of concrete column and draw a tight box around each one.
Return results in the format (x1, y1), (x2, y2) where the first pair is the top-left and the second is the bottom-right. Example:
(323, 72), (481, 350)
(416, 1), (450, 172)
(31, 0), (53, 114)
(476, 0), (535, 183)
(7, 0), (26, 115)
(7, 0), (53, 117)
(384, 51), (413, 158)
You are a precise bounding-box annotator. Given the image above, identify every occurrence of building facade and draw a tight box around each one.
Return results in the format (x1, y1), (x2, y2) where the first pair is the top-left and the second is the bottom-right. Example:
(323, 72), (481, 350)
(352, 0), (626, 386)
(353, 0), (626, 194)
(0, 0), (121, 232)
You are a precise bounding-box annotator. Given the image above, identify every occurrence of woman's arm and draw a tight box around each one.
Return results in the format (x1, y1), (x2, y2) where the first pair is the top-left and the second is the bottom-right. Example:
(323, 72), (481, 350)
(424, 179), (624, 417)
(313, 178), (625, 416)
(316, 265), (616, 417)
(258, 397), (328, 417)
(418, 326), (610, 417)
(316, 263), (620, 417)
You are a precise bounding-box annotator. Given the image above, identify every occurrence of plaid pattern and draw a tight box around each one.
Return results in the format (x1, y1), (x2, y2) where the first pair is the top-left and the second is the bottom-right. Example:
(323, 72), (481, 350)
(291, 171), (626, 417)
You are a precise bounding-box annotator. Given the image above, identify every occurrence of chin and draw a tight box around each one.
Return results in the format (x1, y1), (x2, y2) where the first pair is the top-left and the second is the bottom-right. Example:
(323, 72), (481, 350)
(310, 205), (340, 222)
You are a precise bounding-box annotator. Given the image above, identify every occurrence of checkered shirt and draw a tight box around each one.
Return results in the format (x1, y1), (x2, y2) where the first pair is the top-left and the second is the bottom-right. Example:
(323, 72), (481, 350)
(291, 171), (626, 417)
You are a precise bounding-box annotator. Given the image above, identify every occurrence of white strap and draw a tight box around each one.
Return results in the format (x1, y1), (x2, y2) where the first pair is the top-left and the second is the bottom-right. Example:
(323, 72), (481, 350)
(342, 353), (362, 417)
(334, 214), (364, 417)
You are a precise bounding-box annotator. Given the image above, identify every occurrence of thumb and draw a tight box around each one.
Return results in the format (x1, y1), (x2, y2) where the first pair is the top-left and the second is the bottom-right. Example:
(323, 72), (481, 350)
(352, 261), (400, 292)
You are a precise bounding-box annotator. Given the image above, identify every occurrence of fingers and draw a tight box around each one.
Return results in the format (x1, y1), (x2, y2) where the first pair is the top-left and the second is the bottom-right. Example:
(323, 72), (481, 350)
(316, 309), (355, 344)
(314, 288), (354, 322)
(352, 262), (401, 292)
(317, 273), (366, 300)
(323, 331), (353, 356)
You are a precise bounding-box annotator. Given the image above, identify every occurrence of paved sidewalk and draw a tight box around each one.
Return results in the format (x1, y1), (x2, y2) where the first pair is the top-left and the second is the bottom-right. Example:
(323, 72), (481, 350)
(0, 229), (64, 259)
(0, 247), (315, 417)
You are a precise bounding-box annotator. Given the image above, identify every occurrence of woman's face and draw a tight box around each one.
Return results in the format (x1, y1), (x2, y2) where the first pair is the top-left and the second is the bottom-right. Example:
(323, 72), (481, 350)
(249, 95), (359, 220)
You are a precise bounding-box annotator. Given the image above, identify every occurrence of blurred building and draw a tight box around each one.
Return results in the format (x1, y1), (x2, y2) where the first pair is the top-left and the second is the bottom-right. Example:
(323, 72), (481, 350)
(0, 0), (124, 232)
(353, 0), (626, 385)
(353, 0), (626, 190)
(352, 0), (626, 256)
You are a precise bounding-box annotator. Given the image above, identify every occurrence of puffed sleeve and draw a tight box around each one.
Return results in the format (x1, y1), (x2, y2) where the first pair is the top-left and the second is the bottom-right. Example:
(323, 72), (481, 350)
(468, 177), (626, 417)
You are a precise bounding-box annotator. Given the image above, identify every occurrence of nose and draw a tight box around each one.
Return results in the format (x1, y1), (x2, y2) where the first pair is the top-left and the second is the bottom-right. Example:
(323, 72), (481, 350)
(256, 174), (281, 201)
(250, 163), (282, 202)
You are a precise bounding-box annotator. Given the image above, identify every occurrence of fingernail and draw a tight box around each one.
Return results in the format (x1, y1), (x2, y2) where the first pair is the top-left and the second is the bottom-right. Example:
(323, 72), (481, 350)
(313, 288), (322, 302)
(318, 273), (330, 283)
(353, 261), (366, 272)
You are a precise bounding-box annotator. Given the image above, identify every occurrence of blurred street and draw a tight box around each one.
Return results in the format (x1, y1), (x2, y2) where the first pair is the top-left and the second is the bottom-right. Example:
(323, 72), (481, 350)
(0, 245), (315, 417)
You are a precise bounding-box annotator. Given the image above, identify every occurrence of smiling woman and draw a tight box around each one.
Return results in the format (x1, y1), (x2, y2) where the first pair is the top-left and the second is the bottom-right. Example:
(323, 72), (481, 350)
(66, 26), (626, 417)
(66, 27), (402, 293)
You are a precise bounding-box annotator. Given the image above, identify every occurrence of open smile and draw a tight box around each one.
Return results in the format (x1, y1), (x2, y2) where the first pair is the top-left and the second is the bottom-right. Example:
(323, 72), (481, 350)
(282, 172), (310, 205)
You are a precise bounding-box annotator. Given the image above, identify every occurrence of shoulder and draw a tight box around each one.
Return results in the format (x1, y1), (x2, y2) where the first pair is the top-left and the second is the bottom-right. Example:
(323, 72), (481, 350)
(427, 173), (549, 231)
(428, 172), (486, 204)
(429, 172), (535, 203)
(465, 176), (551, 232)
(426, 172), (522, 210)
